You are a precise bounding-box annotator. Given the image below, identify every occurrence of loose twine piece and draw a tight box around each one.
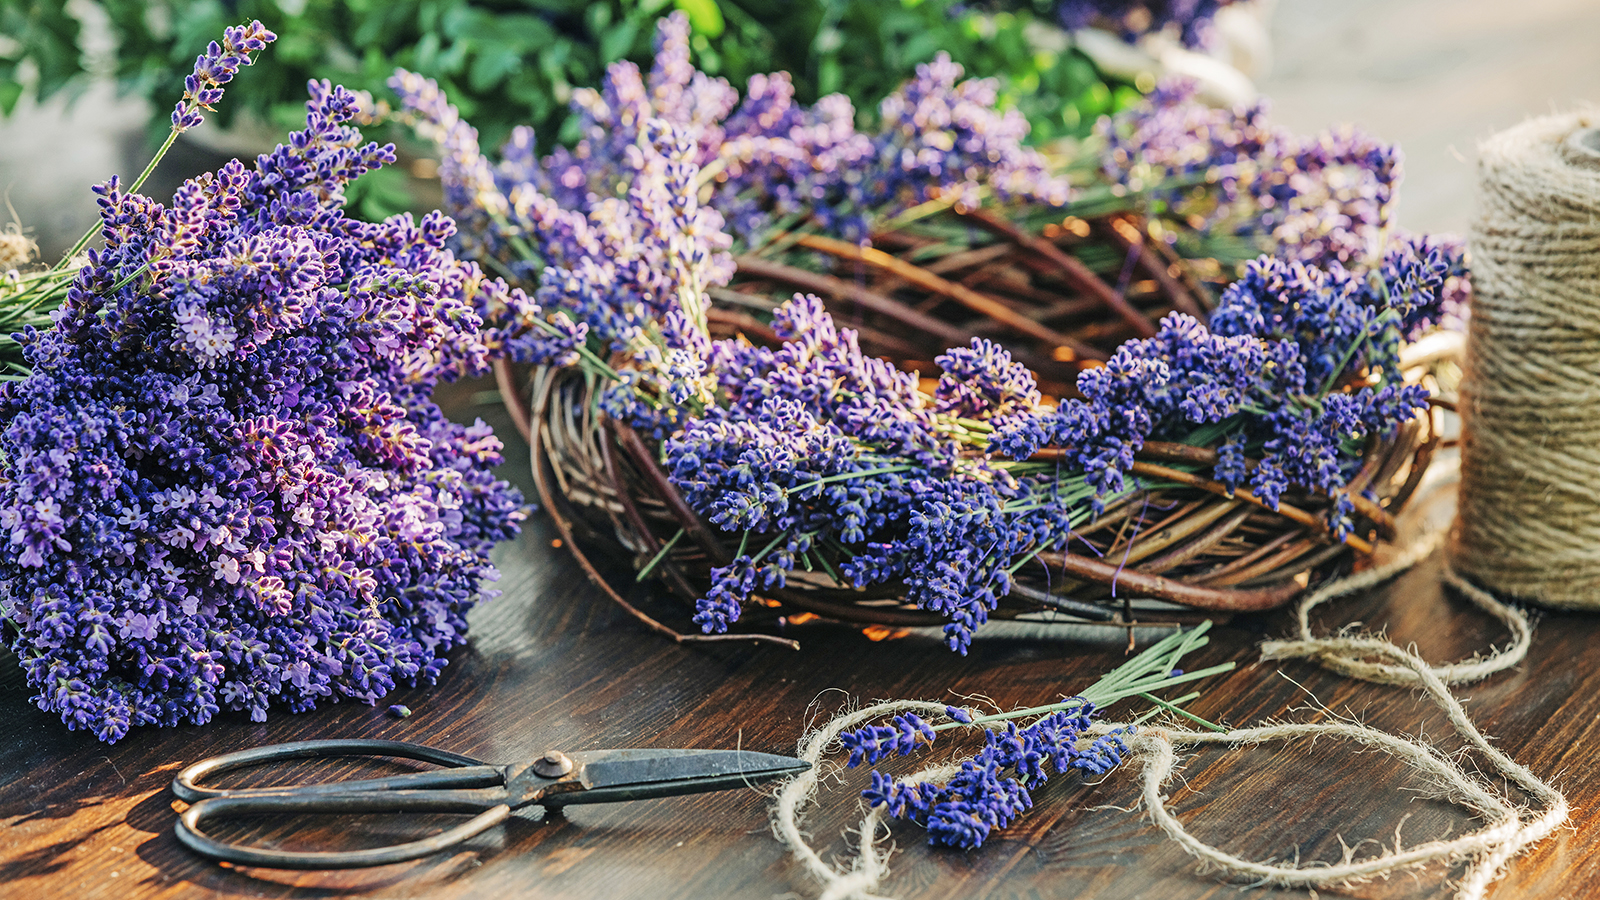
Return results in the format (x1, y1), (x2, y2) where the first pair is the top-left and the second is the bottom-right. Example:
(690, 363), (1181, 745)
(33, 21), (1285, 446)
(1259, 528), (1532, 685)
(773, 545), (1562, 900)
(1453, 110), (1600, 608)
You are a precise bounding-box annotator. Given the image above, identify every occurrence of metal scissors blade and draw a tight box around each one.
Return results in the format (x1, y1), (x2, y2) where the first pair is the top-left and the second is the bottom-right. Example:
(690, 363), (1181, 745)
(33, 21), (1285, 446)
(537, 747), (811, 806)
(171, 739), (808, 869)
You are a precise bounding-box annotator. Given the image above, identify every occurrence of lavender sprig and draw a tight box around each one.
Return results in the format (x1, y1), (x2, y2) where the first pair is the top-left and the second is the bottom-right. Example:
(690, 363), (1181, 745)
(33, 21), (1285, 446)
(844, 621), (1233, 849)
(990, 233), (1459, 537)
(52, 22), (277, 274)
(171, 21), (277, 131)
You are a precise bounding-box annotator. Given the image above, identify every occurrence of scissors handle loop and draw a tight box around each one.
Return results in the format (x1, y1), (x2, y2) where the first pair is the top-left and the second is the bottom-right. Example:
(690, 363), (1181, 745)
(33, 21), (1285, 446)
(177, 797), (512, 869)
(172, 739), (511, 868)
(172, 739), (489, 801)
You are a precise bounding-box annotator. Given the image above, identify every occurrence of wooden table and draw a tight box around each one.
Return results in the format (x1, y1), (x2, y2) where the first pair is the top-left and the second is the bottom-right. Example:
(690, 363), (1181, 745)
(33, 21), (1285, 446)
(3, 382), (1594, 899)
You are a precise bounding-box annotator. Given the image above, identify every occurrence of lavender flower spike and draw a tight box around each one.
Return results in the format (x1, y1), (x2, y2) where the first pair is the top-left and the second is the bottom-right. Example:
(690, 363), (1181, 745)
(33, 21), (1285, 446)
(172, 21), (276, 131)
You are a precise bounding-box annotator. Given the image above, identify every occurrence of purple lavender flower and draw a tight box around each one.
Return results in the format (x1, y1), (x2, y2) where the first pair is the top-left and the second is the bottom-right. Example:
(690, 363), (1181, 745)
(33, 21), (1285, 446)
(992, 239), (1452, 522)
(172, 21), (276, 130)
(1056, 0), (1236, 48)
(1103, 79), (1400, 270)
(665, 293), (1103, 653)
(934, 339), (1043, 422)
(395, 63), (732, 399)
(398, 12), (1067, 252)
(860, 54), (1070, 214)
(0, 81), (527, 743)
(849, 701), (1128, 849)
(841, 713), (938, 766)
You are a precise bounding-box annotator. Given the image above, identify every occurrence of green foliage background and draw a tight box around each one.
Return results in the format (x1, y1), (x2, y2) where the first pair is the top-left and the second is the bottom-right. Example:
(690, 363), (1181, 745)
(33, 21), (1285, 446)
(2, 0), (1142, 140)
(0, 0), (1143, 221)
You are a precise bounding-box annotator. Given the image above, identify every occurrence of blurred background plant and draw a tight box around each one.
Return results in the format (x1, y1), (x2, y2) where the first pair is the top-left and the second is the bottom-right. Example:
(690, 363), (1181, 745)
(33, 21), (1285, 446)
(1, 0), (1153, 142)
(0, 0), (1157, 231)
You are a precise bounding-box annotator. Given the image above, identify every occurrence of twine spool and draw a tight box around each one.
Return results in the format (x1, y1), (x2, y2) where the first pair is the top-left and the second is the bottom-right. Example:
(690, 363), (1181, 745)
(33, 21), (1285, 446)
(1453, 111), (1600, 608)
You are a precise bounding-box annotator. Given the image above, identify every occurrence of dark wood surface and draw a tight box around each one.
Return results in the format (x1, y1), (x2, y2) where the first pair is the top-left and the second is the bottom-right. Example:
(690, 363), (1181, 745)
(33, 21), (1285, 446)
(2, 381), (1594, 900)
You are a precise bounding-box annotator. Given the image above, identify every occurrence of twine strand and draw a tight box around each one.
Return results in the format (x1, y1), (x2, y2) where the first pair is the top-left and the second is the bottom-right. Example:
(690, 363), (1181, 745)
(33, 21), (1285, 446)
(773, 699), (950, 900)
(1136, 637), (1565, 900)
(1259, 529), (1532, 685)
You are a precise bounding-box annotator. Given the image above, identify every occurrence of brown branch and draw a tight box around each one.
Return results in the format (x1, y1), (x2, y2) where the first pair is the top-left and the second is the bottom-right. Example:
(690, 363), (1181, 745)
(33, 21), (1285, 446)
(788, 233), (1107, 361)
(1137, 440), (1228, 467)
(1203, 535), (1322, 587)
(762, 590), (948, 626)
(1151, 443), (1397, 539)
(1384, 421), (1439, 516)
(922, 241), (1014, 275)
(1194, 527), (1304, 583)
(599, 418), (706, 606)
(492, 357), (534, 446)
(1141, 219), (1214, 309)
(528, 374), (798, 649)
(1099, 215), (1205, 318)
(611, 420), (734, 567)
(1033, 548), (1304, 611)
(733, 254), (971, 348)
(705, 306), (782, 345)
(1029, 441), (1397, 540)
(1128, 460), (1375, 555)
(1137, 503), (1255, 574)
(707, 288), (930, 360)
(1116, 500), (1244, 568)
(959, 208), (1159, 339)
(1235, 542), (1350, 589)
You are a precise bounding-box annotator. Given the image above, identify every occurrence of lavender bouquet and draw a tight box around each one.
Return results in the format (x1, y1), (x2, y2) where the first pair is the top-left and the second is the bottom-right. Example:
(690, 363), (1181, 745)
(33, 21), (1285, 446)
(0, 26), (527, 742)
(1100, 78), (1403, 272)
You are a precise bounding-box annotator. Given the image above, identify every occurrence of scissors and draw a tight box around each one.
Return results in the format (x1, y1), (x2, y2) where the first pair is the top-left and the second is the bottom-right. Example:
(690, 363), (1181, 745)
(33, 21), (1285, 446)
(171, 738), (808, 869)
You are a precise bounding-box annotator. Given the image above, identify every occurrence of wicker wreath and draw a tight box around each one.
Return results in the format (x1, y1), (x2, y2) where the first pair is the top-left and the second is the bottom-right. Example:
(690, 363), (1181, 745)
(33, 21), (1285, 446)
(495, 209), (1446, 648)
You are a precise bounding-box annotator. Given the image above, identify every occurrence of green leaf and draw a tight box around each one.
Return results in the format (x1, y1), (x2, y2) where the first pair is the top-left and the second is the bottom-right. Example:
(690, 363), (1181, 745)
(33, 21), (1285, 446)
(674, 0), (725, 38)
(468, 45), (520, 92)
(0, 81), (22, 116)
(599, 20), (639, 64)
(495, 14), (557, 49)
(346, 165), (415, 223)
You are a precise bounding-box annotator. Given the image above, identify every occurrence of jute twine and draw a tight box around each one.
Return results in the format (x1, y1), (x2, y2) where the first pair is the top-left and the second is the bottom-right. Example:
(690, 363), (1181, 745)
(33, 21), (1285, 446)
(1453, 110), (1600, 608)
(1260, 528), (1531, 685)
(774, 545), (1559, 900)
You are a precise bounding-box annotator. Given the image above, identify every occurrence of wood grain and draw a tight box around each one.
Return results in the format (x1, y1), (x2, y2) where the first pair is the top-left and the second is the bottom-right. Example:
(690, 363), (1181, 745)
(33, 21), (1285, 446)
(0, 379), (1589, 899)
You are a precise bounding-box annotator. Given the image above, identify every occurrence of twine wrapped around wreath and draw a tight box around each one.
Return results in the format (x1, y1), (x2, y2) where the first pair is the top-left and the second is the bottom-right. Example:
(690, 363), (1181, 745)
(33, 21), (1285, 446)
(497, 209), (1447, 645)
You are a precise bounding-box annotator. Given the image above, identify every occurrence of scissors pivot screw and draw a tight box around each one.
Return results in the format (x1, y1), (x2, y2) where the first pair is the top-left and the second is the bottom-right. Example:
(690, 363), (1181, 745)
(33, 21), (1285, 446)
(533, 750), (574, 778)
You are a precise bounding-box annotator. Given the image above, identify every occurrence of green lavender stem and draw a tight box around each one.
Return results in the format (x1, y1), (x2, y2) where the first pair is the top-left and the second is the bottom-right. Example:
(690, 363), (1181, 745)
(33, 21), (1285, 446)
(936, 621), (1233, 733)
(53, 127), (183, 273)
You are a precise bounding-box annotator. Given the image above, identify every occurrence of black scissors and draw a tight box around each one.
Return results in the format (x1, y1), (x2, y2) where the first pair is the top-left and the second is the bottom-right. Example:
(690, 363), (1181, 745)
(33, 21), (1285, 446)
(171, 738), (808, 869)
